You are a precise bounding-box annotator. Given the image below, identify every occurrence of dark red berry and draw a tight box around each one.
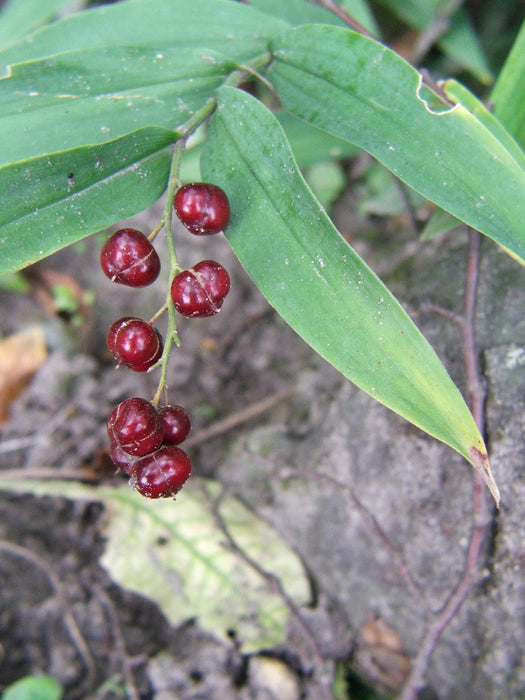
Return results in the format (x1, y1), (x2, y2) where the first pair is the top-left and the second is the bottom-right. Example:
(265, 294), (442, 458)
(107, 398), (164, 457)
(159, 405), (192, 446)
(107, 317), (163, 372)
(170, 260), (230, 318)
(100, 228), (160, 287)
(106, 316), (134, 356)
(133, 446), (192, 498)
(109, 441), (137, 475)
(174, 182), (230, 235)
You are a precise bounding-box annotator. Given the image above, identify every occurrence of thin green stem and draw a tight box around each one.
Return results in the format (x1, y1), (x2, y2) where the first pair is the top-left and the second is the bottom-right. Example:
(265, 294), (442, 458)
(151, 100), (219, 407)
(151, 53), (273, 406)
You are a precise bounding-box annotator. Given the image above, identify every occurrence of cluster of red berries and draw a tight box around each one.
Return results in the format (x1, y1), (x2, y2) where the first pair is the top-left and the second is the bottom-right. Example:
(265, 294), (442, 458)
(108, 398), (192, 498)
(100, 182), (231, 498)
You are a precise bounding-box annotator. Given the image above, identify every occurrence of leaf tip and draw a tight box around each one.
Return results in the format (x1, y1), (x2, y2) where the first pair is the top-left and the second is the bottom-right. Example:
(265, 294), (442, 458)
(469, 446), (500, 507)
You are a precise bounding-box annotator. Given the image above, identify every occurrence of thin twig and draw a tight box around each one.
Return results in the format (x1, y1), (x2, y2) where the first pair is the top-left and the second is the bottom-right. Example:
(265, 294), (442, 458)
(410, 0), (466, 65)
(312, 0), (376, 39)
(0, 467), (98, 481)
(398, 229), (491, 700)
(184, 388), (294, 448)
(0, 404), (76, 455)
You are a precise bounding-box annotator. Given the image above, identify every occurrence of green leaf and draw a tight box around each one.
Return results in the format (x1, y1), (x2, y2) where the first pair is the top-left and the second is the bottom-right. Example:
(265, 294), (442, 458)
(0, 46), (236, 166)
(491, 20), (525, 148)
(437, 8), (493, 85)
(442, 79), (525, 172)
(373, 0), (437, 26)
(0, 126), (175, 276)
(179, 111), (358, 184)
(420, 207), (462, 241)
(268, 24), (525, 264)
(276, 111), (358, 167)
(0, 478), (311, 653)
(305, 161), (346, 211)
(247, 0), (347, 28)
(0, 0), (287, 73)
(2, 674), (63, 700)
(201, 86), (499, 503)
(338, 0), (381, 36)
(0, 0), (76, 49)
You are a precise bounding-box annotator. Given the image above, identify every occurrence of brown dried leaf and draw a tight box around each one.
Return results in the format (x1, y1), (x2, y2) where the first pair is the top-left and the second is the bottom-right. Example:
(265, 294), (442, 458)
(361, 612), (404, 652)
(356, 613), (411, 692)
(0, 326), (47, 423)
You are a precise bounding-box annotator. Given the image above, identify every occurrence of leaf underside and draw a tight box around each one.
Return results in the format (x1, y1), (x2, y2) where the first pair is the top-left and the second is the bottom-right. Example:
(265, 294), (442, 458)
(0, 478), (311, 653)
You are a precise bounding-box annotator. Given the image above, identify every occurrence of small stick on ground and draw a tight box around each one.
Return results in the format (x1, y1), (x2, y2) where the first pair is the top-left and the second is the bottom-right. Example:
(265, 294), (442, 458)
(184, 388), (294, 449)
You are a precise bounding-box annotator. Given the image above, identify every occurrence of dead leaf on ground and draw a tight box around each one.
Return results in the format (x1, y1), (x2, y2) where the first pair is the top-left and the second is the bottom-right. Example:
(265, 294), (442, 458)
(355, 612), (411, 692)
(0, 326), (47, 424)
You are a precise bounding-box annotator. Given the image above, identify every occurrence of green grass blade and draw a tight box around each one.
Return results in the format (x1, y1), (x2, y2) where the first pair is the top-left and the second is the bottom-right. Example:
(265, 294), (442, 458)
(491, 20), (525, 148)
(201, 86), (499, 503)
(0, 126), (175, 276)
(268, 24), (525, 264)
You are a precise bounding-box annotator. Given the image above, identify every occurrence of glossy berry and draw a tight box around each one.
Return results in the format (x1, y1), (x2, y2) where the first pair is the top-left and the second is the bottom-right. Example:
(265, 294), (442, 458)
(174, 182), (230, 235)
(133, 446), (192, 498)
(109, 441), (137, 475)
(107, 397), (164, 457)
(100, 228), (160, 287)
(159, 405), (192, 446)
(107, 317), (163, 372)
(170, 260), (230, 318)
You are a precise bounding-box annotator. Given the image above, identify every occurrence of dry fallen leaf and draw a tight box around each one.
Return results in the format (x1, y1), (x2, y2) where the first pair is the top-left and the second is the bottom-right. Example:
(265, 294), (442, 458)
(0, 326), (47, 423)
(355, 613), (411, 692)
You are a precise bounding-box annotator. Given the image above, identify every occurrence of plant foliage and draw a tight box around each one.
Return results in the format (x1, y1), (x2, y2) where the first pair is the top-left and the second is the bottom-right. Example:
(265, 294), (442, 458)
(1, 0), (523, 501)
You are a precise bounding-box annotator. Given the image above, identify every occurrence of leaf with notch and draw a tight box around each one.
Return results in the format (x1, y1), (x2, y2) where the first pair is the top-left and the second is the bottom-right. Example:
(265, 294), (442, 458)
(268, 24), (525, 264)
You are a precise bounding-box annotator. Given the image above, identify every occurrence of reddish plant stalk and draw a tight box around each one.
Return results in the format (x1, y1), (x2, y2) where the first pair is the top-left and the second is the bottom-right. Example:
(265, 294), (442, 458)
(399, 229), (492, 700)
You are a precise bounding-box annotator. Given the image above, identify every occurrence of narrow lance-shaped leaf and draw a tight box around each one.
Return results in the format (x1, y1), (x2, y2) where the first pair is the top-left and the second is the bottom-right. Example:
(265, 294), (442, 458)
(0, 46), (236, 166)
(0, 126), (176, 276)
(491, 20), (525, 148)
(0, 0), (288, 73)
(201, 86), (499, 503)
(0, 0), (75, 49)
(268, 24), (525, 265)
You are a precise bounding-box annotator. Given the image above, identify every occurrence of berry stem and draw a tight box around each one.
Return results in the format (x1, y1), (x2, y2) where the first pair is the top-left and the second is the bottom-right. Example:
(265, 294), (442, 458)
(148, 302), (168, 326)
(150, 54), (272, 405)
